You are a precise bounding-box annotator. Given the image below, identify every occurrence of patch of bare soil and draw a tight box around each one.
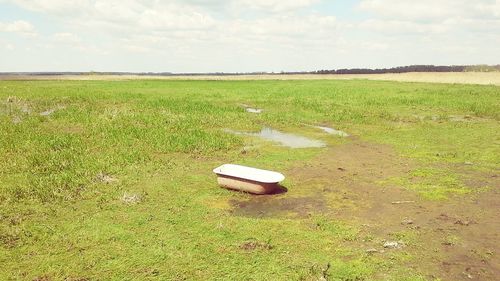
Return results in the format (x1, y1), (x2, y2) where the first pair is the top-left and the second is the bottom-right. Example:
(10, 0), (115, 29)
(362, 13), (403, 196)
(229, 141), (499, 281)
(239, 239), (273, 251)
(230, 196), (328, 218)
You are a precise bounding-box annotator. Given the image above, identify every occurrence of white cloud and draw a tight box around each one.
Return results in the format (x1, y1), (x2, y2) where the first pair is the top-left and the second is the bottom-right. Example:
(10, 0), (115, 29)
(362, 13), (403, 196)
(358, 19), (449, 34)
(1, 0), (499, 72)
(357, 0), (500, 36)
(237, 0), (319, 12)
(53, 32), (81, 44)
(0, 20), (36, 35)
(227, 15), (337, 39)
(7, 0), (216, 31)
(2, 43), (15, 50)
(4, 0), (338, 54)
(50, 32), (107, 54)
(359, 0), (492, 20)
(493, 0), (500, 17)
(7, 0), (90, 15)
(359, 0), (500, 20)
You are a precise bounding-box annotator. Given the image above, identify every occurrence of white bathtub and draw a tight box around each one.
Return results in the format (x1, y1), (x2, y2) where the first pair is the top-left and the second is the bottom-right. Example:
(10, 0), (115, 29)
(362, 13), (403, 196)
(213, 164), (285, 195)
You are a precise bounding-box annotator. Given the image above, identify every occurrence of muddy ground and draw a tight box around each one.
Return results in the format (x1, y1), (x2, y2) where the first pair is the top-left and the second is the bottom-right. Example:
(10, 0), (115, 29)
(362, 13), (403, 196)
(230, 141), (499, 281)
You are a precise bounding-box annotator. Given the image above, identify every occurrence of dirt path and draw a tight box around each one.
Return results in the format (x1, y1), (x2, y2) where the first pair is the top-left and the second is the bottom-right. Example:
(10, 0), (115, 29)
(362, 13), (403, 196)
(230, 141), (500, 280)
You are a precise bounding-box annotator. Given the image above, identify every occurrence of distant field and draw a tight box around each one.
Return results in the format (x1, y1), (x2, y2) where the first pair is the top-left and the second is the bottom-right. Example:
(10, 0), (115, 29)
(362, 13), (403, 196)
(1, 79), (499, 280)
(2, 72), (500, 85)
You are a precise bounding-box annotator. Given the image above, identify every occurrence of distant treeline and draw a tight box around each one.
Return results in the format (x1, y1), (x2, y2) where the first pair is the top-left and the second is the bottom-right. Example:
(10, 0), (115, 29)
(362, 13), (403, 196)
(1, 65), (499, 77)
(463, 65), (500, 72)
(312, 65), (500, 75)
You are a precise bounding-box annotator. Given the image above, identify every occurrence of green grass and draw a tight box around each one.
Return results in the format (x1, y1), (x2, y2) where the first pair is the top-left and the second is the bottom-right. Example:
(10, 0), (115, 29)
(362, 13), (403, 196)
(0, 79), (498, 280)
(383, 167), (472, 200)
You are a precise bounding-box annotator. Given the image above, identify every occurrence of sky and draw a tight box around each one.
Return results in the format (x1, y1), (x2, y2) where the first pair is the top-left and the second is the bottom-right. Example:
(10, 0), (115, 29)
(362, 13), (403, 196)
(0, 0), (499, 73)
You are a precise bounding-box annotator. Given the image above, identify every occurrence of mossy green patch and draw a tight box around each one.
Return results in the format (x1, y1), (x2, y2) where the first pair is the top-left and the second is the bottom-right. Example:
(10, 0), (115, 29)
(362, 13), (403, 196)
(384, 167), (472, 200)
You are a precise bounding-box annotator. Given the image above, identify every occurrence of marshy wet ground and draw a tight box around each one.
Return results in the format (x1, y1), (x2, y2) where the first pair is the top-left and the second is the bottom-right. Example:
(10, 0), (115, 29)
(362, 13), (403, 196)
(225, 127), (327, 148)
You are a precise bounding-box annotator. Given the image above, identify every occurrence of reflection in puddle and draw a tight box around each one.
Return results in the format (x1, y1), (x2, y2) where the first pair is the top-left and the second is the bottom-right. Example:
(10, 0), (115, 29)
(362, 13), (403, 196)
(313, 125), (349, 137)
(225, 127), (326, 148)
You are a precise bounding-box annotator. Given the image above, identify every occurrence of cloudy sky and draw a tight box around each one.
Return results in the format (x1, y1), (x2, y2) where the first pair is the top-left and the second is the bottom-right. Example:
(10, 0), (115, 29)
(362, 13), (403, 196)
(1, 0), (499, 72)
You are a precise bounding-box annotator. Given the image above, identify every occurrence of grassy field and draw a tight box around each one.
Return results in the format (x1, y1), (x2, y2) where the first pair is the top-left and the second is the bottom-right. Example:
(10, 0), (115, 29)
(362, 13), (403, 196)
(1, 79), (499, 280)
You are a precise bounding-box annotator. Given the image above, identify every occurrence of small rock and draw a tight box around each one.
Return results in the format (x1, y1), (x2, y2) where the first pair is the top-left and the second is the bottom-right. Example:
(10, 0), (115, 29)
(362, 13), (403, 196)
(366, 248), (379, 254)
(12, 116), (22, 124)
(391, 200), (415, 205)
(383, 241), (404, 249)
(463, 272), (473, 279)
(455, 219), (471, 226)
(239, 240), (272, 251)
(21, 105), (31, 114)
(401, 218), (414, 225)
(121, 193), (142, 204)
(322, 187), (332, 192)
(40, 109), (55, 116)
(464, 162), (474, 166)
(95, 172), (117, 184)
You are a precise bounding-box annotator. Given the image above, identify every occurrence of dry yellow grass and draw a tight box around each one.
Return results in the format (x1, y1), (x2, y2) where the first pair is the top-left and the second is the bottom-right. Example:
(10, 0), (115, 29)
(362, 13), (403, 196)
(1, 72), (500, 85)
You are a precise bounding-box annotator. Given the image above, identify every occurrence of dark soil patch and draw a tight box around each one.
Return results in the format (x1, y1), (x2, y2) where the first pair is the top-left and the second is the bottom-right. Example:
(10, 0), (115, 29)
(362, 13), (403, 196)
(229, 196), (327, 218)
(239, 239), (273, 251)
(229, 140), (500, 280)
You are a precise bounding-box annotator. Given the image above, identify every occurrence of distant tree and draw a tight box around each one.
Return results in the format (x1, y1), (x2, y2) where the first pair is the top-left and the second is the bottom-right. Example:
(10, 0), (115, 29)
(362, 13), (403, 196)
(465, 65), (500, 72)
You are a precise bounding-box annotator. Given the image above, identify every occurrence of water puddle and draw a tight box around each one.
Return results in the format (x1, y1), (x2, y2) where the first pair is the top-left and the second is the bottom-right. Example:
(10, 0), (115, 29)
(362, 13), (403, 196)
(225, 127), (326, 148)
(240, 103), (263, 114)
(310, 125), (349, 137)
(246, 108), (263, 114)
